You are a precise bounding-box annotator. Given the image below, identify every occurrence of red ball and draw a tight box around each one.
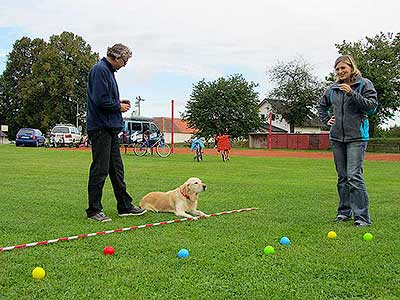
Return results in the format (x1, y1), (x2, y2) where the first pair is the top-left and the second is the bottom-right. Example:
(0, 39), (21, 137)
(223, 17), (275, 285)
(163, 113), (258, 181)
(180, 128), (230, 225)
(103, 246), (115, 255)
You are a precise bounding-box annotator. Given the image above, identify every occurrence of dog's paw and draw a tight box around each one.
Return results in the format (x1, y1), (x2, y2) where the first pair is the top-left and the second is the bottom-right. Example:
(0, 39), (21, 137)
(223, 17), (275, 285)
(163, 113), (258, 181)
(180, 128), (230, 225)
(192, 210), (207, 217)
(176, 213), (194, 218)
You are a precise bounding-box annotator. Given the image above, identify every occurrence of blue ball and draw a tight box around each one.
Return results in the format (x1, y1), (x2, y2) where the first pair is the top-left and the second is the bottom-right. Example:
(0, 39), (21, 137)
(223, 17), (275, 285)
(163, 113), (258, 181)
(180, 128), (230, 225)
(280, 236), (290, 245)
(177, 248), (189, 258)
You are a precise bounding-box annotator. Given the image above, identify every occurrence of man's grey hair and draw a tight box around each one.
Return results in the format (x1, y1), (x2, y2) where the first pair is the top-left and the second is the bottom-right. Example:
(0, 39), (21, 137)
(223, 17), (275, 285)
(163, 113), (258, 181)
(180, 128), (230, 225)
(107, 44), (132, 60)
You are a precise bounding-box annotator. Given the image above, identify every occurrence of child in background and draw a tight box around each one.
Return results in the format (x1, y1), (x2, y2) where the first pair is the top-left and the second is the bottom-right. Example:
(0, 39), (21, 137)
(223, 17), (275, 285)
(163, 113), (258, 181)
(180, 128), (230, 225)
(191, 137), (205, 160)
(215, 129), (231, 161)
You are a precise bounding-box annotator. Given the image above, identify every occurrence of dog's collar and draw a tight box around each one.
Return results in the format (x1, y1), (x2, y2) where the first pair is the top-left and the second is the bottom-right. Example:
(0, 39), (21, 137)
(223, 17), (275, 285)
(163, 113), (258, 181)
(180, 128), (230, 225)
(179, 188), (190, 200)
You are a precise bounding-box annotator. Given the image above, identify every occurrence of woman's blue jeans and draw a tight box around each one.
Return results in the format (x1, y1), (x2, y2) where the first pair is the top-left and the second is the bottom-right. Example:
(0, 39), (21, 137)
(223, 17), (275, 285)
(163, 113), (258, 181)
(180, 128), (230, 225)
(330, 140), (370, 224)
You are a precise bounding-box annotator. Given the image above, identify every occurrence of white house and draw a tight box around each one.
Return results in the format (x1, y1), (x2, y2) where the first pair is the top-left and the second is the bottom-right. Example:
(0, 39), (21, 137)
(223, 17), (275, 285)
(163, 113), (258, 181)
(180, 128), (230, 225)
(248, 98), (330, 149)
(258, 98), (323, 133)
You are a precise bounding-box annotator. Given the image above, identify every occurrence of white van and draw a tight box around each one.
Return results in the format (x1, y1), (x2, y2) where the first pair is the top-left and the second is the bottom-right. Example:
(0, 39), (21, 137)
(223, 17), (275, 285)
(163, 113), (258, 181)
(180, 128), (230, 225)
(51, 124), (82, 147)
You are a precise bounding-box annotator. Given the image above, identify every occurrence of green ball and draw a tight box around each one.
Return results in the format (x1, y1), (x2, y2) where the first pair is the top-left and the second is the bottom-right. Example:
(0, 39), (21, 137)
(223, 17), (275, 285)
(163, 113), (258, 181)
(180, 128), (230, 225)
(264, 245), (275, 255)
(363, 233), (373, 241)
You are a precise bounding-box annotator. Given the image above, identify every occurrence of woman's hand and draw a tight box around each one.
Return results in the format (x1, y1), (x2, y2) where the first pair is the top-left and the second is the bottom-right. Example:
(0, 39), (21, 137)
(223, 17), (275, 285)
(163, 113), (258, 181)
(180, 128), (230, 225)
(338, 83), (352, 95)
(327, 116), (336, 126)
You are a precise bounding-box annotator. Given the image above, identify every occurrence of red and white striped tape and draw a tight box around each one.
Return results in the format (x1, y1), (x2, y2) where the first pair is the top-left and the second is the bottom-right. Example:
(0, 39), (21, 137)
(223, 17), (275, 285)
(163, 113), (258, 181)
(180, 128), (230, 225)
(0, 208), (257, 252)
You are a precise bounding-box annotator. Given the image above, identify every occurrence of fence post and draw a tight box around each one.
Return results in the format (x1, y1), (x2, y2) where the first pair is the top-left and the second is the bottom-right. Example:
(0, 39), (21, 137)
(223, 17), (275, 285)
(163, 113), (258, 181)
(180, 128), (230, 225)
(269, 112), (272, 150)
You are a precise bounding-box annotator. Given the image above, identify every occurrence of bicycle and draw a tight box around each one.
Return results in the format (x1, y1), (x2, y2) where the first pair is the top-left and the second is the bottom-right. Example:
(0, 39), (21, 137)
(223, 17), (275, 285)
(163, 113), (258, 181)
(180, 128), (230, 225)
(133, 134), (171, 158)
(195, 143), (203, 162)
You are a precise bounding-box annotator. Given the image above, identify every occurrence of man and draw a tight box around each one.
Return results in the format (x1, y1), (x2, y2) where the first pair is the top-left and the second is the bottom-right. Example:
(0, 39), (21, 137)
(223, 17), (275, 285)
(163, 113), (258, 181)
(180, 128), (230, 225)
(86, 43), (146, 222)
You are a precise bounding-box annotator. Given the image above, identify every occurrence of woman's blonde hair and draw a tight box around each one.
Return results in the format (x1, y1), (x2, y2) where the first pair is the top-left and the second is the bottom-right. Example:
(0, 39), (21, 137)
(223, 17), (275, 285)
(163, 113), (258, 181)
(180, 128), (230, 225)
(334, 54), (361, 83)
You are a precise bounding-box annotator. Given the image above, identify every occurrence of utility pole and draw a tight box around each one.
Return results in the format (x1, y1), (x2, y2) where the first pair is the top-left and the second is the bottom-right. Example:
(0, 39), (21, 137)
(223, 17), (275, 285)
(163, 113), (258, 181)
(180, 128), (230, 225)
(130, 108), (137, 118)
(135, 96), (145, 116)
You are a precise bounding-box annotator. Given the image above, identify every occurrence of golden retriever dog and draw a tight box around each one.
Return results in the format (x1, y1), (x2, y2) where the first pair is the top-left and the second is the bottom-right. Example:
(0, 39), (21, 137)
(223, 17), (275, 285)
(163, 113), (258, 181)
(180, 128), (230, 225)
(139, 177), (207, 218)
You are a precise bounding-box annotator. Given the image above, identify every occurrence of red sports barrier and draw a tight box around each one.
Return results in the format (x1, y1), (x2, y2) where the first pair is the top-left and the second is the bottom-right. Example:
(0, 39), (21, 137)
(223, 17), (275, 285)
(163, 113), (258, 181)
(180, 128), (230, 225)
(0, 208), (257, 253)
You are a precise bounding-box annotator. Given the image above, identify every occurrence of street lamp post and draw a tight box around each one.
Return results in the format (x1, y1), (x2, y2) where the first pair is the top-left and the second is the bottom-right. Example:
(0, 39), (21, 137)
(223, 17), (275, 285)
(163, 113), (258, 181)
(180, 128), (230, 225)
(76, 102), (79, 128)
(135, 96), (145, 116)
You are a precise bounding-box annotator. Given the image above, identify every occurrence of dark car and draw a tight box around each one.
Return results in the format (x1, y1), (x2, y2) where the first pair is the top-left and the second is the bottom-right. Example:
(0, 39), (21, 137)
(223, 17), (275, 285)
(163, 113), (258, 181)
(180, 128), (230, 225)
(120, 116), (161, 145)
(16, 128), (46, 147)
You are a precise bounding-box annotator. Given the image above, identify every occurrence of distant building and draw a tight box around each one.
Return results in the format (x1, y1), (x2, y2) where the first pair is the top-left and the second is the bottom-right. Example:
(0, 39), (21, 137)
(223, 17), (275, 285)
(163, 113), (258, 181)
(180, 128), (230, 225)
(258, 98), (323, 133)
(249, 98), (329, 149)
(153, 117), (195, 143)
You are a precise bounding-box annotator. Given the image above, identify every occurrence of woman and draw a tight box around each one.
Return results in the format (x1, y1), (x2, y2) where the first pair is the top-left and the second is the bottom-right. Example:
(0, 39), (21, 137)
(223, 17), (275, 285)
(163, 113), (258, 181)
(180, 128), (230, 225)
(319, 55), (378, 227)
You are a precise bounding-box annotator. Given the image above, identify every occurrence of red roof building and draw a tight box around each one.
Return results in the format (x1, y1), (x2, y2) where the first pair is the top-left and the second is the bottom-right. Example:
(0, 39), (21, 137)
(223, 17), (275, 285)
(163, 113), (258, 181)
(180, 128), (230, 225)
(153, 117), (196, 143)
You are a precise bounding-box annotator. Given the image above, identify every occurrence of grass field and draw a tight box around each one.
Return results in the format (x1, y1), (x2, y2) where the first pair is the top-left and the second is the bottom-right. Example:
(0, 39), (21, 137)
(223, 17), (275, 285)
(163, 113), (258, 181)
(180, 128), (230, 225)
(0, 144), (399, 299)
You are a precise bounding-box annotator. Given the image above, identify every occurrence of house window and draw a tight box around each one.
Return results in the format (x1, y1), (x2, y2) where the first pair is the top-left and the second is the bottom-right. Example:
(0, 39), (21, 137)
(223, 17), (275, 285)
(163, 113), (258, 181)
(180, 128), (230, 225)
(260, 114), (266, 121)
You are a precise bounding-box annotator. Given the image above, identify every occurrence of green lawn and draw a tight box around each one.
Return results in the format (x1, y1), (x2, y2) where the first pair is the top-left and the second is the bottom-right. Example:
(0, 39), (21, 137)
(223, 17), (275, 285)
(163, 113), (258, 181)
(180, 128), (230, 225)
(0, 144), (399, 300)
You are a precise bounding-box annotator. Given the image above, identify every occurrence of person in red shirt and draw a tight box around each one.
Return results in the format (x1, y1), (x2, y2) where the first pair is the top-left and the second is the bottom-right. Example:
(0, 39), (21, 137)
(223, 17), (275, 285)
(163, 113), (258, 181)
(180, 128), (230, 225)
(215, 129), (231, 161)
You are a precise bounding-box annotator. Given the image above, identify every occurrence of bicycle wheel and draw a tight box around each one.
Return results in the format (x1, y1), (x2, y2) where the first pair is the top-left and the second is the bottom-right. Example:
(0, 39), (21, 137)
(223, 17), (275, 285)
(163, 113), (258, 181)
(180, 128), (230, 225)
(156, 143), (171, 158)
(196, 146), (203, 162)
(133, 142), (147, 156)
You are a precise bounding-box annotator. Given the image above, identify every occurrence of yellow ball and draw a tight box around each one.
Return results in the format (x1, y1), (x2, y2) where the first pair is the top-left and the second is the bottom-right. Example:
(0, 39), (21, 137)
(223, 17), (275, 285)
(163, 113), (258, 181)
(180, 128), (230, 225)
(32, 267), (46, 280)
(327, 231), (337, 239)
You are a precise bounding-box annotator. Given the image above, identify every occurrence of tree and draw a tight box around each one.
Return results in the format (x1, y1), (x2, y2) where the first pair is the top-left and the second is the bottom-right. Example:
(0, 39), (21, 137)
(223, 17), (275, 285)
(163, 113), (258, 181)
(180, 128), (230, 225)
(335, 32), (400, 136)
(0, 37), (46, 138)
(182, 74), (261, 139)
(267, 58), (325, 133)
(0, 31), (98, 138)
(39, 32), (98, 130)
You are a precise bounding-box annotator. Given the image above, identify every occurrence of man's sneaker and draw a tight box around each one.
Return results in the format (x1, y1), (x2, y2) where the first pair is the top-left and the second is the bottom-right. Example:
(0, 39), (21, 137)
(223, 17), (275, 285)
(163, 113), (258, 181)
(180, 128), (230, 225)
(354, 220), (370, 227)
(334, 214), (352, 222)
(118, 206), (147, 217)
(88, 212), (112, 222)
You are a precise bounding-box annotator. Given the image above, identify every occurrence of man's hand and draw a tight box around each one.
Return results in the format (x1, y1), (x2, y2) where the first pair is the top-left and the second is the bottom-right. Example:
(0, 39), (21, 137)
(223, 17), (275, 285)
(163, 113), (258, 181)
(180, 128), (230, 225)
(120, 99), (130, 112)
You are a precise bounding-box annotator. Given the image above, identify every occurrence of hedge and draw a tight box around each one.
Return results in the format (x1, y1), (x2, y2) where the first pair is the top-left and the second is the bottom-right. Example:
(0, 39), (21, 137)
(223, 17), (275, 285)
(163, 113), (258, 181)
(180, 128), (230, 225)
(367, 138), (400, 153)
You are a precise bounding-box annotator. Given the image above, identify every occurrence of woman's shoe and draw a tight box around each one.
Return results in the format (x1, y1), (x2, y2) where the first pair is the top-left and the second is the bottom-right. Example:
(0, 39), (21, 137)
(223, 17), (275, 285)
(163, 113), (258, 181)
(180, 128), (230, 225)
(353, 220), (370, 227)
(334, 214), (352, 222)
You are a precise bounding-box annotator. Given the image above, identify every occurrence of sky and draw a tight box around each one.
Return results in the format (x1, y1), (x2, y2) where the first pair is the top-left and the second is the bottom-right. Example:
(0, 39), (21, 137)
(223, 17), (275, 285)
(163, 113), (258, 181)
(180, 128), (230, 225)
(0, 0), (399, 127)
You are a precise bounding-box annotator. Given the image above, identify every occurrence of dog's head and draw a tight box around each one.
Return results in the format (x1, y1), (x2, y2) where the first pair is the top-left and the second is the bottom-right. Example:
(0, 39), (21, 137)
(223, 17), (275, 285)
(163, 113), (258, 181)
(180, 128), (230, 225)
(182, 177), (207, 196)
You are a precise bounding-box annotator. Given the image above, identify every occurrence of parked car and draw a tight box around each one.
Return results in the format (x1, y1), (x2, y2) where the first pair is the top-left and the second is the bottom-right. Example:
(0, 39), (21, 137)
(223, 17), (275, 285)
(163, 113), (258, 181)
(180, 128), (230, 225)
(50, 124), (82, 147)
(16, 128), (46, 147)
(120, 116), (161, 145)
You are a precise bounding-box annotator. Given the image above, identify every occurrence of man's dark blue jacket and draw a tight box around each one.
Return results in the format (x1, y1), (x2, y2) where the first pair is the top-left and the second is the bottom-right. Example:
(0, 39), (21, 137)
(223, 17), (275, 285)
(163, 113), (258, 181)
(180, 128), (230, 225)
(86, 58), (123, 131)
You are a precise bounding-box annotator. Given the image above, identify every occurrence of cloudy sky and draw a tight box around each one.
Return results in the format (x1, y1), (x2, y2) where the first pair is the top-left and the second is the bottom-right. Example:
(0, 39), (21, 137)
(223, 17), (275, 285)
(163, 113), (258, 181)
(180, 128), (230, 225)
(0, 0), (399, 126)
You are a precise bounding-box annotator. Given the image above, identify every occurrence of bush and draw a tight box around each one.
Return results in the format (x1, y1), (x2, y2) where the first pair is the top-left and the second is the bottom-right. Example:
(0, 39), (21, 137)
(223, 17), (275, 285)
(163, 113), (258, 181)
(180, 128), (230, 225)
(232, 139), (249, 148)
(374, 125), (400, 138)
